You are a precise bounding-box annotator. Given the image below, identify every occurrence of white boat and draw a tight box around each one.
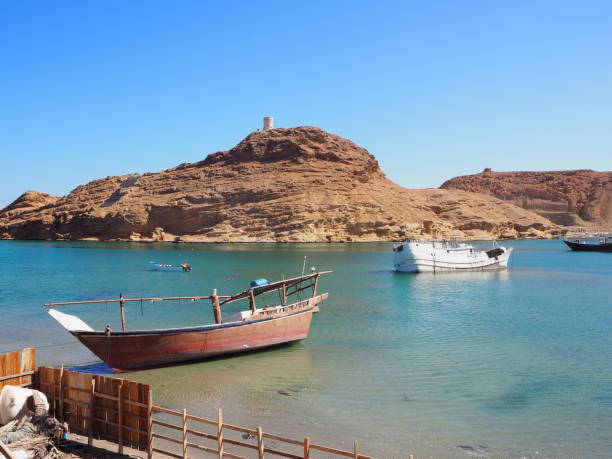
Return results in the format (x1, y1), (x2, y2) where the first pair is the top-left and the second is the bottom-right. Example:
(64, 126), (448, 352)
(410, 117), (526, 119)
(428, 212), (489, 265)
(149, 261), (192, 272)
(392, 240), (513, 273)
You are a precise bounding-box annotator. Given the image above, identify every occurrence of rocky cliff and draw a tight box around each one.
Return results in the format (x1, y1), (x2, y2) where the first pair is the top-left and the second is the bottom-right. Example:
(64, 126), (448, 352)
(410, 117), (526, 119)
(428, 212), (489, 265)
(441, 169), (612, 227)
(1, 127), (557, 242)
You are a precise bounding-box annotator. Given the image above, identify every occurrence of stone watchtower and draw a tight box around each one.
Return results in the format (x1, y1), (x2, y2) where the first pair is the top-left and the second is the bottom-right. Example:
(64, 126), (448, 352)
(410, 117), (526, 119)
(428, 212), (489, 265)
(263, 116), (274, 131)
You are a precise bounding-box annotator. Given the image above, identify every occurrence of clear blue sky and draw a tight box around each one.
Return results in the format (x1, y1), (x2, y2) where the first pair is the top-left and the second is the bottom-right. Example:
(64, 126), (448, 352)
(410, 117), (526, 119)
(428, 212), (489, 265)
(1, 0), (611, 208)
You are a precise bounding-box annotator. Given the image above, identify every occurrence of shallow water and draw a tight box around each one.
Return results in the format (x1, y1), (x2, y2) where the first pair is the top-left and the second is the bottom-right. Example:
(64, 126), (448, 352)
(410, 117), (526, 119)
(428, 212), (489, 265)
(0, 240), (611, 458)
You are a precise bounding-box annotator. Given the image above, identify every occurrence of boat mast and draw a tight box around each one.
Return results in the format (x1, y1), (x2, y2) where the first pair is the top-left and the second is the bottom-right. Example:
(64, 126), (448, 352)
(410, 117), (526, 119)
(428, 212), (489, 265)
(248, 289), (257, 313)
(211, 289), (222, 324)
(119, 293), (127, 331)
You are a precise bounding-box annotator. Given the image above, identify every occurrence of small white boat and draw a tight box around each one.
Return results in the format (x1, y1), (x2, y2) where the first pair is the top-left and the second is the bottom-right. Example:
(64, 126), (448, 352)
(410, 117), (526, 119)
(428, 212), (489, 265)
(149, 261), (192, 272)
(392, 240), (513, 273)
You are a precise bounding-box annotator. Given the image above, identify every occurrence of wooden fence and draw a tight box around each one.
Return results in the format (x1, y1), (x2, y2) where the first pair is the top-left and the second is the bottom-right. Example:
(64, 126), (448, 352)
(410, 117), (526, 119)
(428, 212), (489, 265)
(150, 405), (380, 459)
(0, 347), (36, 390)
(36, 366), (152, 454)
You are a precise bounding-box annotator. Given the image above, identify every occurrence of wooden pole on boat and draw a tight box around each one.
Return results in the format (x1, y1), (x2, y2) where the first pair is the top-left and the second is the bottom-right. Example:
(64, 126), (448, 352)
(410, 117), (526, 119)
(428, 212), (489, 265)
(249, 289), (257, 313)
(312, 274), (319, 296)
(211, 289), (222, 324)
(119, 293), (127, 331)
(282, 283), (287, 305)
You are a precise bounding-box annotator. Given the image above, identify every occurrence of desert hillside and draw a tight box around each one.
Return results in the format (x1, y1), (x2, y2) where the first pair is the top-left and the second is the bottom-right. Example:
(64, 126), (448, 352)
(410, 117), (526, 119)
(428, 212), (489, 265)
(0, 127), (557, 242)
(441, 169), (612, 227)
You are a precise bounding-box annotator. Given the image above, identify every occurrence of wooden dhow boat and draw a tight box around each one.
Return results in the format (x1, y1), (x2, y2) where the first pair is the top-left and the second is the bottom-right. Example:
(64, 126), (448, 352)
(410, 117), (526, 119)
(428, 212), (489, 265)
(45, 272), (330, 371)
(561, 233), (612, 252)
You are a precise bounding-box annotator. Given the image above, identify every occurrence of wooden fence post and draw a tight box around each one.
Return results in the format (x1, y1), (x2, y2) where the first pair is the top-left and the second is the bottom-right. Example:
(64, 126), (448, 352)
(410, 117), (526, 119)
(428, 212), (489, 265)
(147, 390), (153, 459)
(257, 426), (264, 459)
(353, 440), (358, 459)
(182, 408), (188, 459)
(217, 408), (223, 459)
(117, 381), (124, 454)
(88, 378), (96, 446)
(303, 437), (310, 459)
(58, 364), (64, 423)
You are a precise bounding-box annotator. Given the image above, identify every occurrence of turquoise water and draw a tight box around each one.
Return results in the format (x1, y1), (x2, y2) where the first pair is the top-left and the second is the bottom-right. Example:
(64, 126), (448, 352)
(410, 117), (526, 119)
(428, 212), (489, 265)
(1, 240), (611, 458)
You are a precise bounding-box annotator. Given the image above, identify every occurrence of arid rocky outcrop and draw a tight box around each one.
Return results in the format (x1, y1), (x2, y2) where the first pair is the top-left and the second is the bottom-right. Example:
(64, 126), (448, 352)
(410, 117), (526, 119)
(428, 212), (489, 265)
(0, 127), (558, 242)
(441, 169), (612, 227)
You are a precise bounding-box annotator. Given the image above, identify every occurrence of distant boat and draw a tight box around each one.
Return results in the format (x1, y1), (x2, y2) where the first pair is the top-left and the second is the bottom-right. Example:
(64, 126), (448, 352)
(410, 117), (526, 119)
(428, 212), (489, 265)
(45, 271), (330, 371)
(393, 240), (513, 273)
(561, 233), (612, 252)
(150, 261), (192, 272)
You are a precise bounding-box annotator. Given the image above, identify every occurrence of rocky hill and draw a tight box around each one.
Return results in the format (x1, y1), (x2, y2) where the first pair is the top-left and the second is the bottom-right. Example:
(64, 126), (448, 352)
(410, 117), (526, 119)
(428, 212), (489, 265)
(441, 169), (612, 227)
(0, 127), (557, 242)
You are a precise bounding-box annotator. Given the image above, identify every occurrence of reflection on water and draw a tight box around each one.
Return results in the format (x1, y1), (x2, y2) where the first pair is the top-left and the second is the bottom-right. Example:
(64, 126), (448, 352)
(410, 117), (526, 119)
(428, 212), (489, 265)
(1, 239), (612, 458)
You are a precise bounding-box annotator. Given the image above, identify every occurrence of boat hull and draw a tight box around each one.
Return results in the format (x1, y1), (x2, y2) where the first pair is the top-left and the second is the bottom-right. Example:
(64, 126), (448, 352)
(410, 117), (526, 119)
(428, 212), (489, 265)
(152, 265), (186, 272)
(72, 309), (314, 371)
(393, 242), (513, 273)
(563, 240), (612, 252)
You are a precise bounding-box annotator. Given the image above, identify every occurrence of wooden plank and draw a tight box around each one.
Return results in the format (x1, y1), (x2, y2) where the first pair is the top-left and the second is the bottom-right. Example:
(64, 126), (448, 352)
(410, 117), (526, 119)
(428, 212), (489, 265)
(185, 427), (257, 451)
(117, 380), (124, 454)
(0, 350), (18, 390)
(152, 419), (182, 431)
(44, 295), (231, 307)
(262, 432), (304, 447)
(185, 412), (217, 427)
(309, 442), (377, 459)
(126, 379), (137, 448)
(184, 427), (215, 441)
(0, 371), (35, 382)
(152, 433), (183, 445)
(153, 405), (184, 417)
(185, 442), (220, 455)
(147, 389), (153, 459)
(223, 422), (257, 434)
(92, 417), (147, 434)
(262, 448), (302, 459)
(58, 364), (64, 423)
(88, 379), (95, 446)
(152, 447), (184, 459)
(19, 348), (36, 387)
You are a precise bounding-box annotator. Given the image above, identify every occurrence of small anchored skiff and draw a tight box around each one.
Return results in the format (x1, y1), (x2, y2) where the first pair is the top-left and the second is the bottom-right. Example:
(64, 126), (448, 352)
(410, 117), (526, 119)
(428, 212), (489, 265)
(392, 240), (513, 273)
(46, 272), (330, 371)
(149, 261), (192, 272)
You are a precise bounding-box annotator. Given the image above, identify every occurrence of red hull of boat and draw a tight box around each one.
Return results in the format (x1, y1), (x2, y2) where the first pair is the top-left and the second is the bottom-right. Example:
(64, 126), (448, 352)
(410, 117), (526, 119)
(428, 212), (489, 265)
(72, 310), (314, 371)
